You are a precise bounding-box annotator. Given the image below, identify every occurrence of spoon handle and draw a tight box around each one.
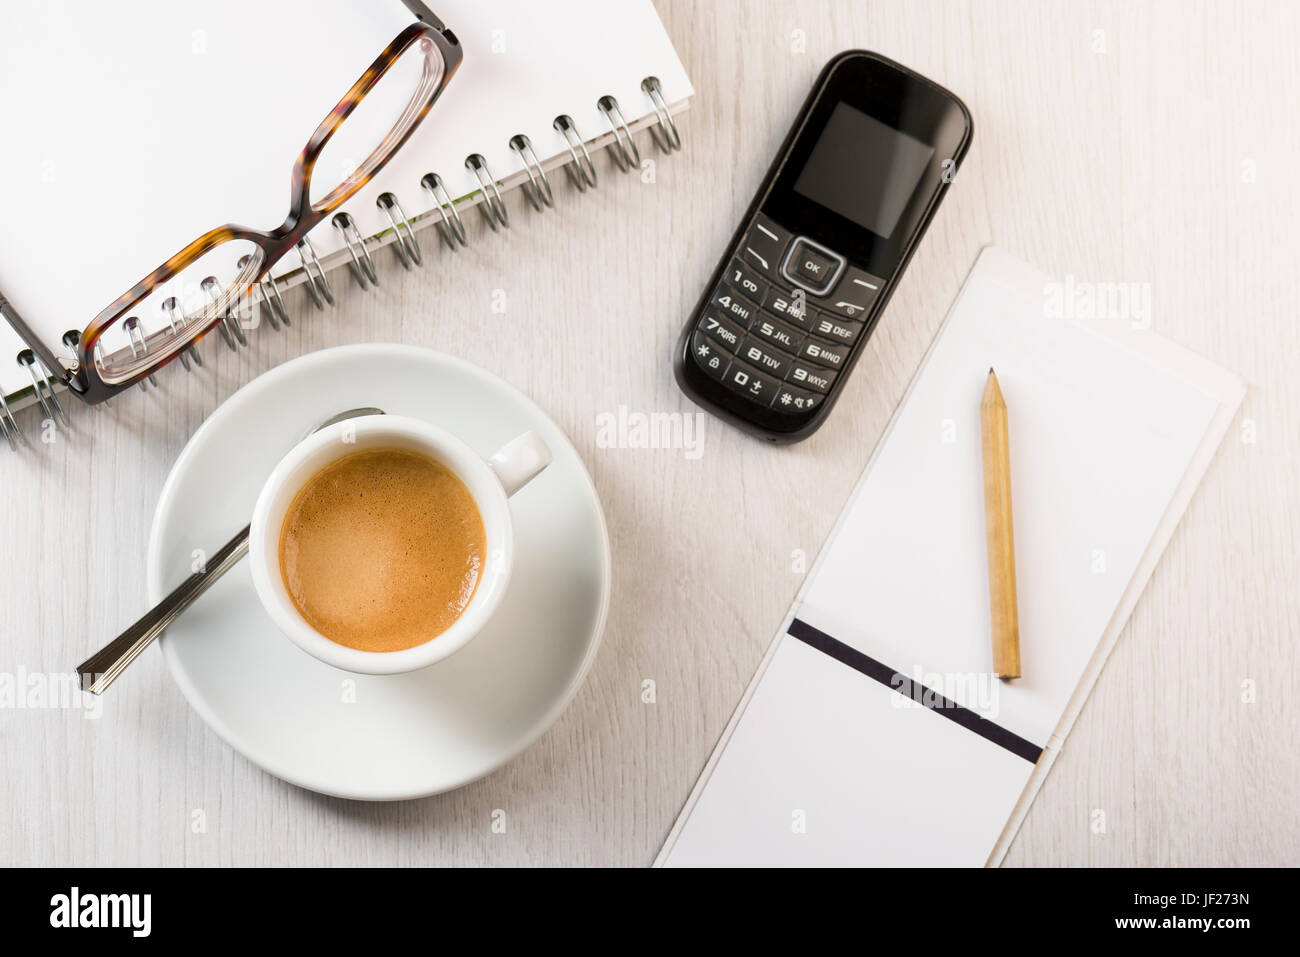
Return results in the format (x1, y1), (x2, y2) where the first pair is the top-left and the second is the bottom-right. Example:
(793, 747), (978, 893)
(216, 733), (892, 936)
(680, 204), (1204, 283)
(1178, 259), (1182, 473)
(77, 525), (251, 695)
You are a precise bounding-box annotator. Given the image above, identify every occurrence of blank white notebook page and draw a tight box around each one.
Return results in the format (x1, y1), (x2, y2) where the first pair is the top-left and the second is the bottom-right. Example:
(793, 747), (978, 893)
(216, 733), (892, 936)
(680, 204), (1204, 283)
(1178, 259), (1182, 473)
(660, 246), (1244, 867)
(0, 0), (691, 395)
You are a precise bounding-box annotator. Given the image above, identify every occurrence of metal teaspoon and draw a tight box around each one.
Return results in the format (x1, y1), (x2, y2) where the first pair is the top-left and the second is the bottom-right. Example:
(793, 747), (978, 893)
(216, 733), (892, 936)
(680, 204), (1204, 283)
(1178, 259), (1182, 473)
(76, 406), (385, 694)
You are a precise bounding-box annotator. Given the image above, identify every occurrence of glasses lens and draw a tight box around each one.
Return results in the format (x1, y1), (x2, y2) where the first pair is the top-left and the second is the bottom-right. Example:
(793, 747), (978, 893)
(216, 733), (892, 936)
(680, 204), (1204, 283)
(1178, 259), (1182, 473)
(310, 34), (446, 212)
(91, 238), (264, 384)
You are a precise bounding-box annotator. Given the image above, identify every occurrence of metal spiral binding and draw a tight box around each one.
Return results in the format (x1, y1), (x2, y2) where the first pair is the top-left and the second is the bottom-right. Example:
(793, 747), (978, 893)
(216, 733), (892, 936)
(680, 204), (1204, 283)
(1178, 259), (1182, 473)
(161, 297), (204, 370)
(162, 299), (190, 371)
(597, 96), (642, 173)
(331, 213), (379, 288)
(509, 134), (554, 211)
(465, 154), (510, 231)
(18, 348), (70, 425)
(201, 276), (247, 350)
(0, 383), (20, 448)
(120, 318), (159, 390)
(0, 385), (25, 445)
(641, 76), (682, 153)
(421, 173), (468, 249)
(239, 255), (290, 329)
(295, 237), (335, 309)
(377, 192), (423, 269)
(554, 114), (598, 192)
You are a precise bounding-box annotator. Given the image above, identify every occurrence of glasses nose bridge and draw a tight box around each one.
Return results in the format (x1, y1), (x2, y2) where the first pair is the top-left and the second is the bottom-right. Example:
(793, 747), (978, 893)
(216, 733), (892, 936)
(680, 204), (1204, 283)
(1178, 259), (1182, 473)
(262, 207), (322, 261)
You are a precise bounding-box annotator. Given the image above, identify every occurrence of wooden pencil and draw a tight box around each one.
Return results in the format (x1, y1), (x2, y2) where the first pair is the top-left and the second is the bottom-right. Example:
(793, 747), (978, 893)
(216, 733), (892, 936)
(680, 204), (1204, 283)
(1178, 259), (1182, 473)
(981, 368), (1021, 680)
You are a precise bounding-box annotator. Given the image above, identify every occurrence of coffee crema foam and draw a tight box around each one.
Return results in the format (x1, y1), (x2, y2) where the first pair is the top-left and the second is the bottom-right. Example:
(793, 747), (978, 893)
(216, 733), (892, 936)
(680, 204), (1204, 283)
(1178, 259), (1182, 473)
(279, 448), (486, 653)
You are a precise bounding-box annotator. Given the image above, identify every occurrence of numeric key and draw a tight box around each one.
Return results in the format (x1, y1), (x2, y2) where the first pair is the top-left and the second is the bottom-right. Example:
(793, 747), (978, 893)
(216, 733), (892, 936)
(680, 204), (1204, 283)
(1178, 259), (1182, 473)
(798, 337), (848, 369)
(810, 313), (864, 345)
(764, 288), (815, 330)
(698, 308), (746, 351)
(725, 259), (768, 304)
(736, 337), (792, 379)
(721, 357), (781, 405)
(709, 283), (759, 326)
(786, 360), (836, 393)
(750, 315), (804, 354)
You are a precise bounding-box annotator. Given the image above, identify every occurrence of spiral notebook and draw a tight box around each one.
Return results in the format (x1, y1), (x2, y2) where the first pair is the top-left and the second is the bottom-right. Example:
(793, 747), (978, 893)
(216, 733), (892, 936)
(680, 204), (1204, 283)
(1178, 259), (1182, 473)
(0, 0), (692, 441)
(657, 247), (1246, 867)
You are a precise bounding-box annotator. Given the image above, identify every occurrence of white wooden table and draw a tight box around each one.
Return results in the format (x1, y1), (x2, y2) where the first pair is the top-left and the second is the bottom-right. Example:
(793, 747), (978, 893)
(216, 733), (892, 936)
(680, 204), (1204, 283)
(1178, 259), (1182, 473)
(2, 0), (1297, 866)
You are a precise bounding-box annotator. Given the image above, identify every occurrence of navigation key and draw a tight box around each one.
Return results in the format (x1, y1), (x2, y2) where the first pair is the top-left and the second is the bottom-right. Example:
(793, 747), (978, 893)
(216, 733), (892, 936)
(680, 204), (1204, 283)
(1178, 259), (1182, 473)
(782, 237), (844, 296)
(815, 264), (884, 320)
(741, 214), (792, 281)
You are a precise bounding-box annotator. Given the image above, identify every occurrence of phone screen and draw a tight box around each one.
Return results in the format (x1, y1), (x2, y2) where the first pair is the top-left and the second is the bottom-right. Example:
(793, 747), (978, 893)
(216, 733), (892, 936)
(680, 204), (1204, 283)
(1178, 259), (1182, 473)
(792, 102), (935, 238)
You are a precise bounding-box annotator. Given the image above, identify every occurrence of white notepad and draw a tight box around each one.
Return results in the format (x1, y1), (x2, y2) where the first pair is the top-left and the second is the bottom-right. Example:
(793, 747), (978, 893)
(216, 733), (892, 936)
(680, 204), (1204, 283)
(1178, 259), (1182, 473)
(0, 0), (691, 399)
(658, 247), (1246, 867)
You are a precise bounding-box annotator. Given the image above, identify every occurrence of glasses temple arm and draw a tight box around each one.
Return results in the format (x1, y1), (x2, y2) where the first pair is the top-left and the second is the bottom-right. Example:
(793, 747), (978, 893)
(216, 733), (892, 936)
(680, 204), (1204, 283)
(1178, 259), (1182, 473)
(400, 0), (446, 31)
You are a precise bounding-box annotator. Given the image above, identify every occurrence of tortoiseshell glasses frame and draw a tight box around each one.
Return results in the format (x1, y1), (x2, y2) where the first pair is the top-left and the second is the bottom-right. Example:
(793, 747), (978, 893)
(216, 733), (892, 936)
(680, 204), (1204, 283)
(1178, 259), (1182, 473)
(64, 2), (461, 404)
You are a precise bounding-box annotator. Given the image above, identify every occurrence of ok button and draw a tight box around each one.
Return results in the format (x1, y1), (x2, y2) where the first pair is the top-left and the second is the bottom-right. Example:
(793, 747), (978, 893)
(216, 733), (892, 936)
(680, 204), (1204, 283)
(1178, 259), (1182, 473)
(782, 237), (844, 296)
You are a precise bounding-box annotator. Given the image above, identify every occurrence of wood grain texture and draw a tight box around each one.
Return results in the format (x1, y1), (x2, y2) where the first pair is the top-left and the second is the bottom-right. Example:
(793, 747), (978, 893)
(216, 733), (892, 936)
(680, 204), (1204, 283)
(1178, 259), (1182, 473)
(1, 0), (1297, 867)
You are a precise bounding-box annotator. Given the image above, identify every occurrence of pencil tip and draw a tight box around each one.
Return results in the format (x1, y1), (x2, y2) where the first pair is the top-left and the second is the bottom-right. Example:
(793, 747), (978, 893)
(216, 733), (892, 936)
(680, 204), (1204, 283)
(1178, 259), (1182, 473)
(988, 366), (995, 375)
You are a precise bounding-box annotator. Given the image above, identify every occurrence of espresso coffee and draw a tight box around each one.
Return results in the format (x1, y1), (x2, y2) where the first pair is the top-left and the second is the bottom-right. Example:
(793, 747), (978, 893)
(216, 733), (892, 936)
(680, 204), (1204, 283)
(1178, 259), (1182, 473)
(278, 447), (487, 653)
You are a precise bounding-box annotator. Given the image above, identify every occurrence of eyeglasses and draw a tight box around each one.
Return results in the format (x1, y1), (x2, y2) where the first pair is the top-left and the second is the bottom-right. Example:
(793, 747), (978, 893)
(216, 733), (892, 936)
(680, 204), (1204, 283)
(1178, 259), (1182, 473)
(67, 1), (461, 404)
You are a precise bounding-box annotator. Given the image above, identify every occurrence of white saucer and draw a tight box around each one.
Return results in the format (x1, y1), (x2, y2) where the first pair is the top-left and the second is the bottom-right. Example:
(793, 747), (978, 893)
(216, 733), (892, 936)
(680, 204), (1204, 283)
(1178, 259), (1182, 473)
(149, 344), (611, 800)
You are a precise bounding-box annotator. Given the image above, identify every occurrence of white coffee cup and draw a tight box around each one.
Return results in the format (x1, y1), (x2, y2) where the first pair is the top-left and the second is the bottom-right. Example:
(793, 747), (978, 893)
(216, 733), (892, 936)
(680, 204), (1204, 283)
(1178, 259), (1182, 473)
(248, 414), (551, 675)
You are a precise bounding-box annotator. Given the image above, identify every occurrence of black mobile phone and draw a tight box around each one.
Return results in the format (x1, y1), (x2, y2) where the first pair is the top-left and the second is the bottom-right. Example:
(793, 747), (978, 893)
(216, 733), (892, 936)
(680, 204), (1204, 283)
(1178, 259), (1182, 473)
(674, 51), (972, 442)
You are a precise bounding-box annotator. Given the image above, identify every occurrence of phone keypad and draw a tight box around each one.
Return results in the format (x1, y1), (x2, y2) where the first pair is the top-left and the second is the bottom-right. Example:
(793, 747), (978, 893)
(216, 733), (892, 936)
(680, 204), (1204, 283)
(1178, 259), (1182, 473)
(689, 216), (884, 414)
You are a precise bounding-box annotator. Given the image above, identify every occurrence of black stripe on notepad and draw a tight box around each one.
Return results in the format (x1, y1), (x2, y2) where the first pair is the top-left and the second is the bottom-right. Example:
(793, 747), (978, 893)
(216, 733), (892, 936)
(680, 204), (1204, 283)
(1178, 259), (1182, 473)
(786, 618), (1044, 764)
